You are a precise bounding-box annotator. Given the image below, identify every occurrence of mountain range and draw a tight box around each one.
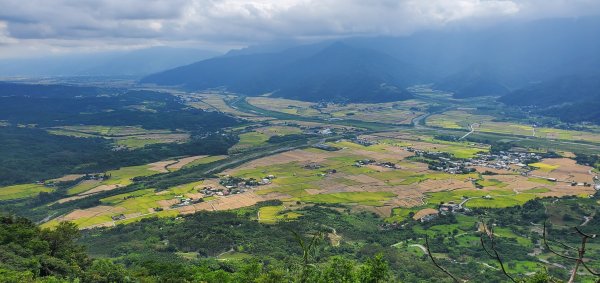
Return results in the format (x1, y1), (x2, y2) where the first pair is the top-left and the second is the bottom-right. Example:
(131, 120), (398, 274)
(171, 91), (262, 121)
(142, 16), (600, 106)
(142, 42), (420, 103)
(500, 75), (600, 123)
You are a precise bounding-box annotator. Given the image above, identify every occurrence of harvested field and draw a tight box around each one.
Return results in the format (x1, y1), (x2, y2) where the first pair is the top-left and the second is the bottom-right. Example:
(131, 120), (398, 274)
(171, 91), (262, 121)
(178, 192), (274, 214)
(224, 149), (340, 174)
(148, 160), (177, 173)
(80, 184), (120, 195)
(489, 175), (540, 191)
(187, 93), (259, 118)
(166, 155), (208, 171)
(49, 174), (85, 182)
(55, 205), (125, 222)
(390, 197), (425, 207)
(247, 97), (319, 116)
(417, 179), (475, 192)
(413, 208), (439, 220)
(254, 125), (303, 136)
(345, 174), (388, 185)
(535, 184), (594, 198)
(530, 158), (594, 183)
(353, 205), (394, 217)
(157, 199), (180, 207)
(56, 195), (88, 204)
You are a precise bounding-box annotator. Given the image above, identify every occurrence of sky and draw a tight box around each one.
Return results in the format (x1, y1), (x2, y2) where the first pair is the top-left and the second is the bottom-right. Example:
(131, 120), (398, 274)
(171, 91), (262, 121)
(0, 0), (599, 59)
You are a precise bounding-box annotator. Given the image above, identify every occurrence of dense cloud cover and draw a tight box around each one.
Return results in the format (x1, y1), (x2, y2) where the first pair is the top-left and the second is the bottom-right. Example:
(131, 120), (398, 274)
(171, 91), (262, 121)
(0, 0), (599, 58)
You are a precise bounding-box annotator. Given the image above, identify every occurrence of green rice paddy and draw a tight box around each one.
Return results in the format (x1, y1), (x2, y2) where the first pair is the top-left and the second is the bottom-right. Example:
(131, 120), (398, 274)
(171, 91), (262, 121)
(476, 178), (508, 188)
(529, 162), (559, 172)
(183, 155), (227, 169)
(67, 165), (163, 195)
(231, 132), (269, 150)
(0, 183), (53, 200)
(258, 205), (302, 224)
(291, 192), (396, 206)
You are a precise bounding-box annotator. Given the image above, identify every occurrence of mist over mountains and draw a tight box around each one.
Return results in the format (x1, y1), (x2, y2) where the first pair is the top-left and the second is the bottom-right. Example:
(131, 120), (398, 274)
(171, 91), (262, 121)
(0, 47), (220, 77)
(141, 16), (600, 107)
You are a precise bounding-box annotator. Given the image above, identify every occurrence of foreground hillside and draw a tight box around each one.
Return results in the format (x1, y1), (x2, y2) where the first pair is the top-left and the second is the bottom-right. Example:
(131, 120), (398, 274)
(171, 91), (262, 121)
(3, 196), (598, 282)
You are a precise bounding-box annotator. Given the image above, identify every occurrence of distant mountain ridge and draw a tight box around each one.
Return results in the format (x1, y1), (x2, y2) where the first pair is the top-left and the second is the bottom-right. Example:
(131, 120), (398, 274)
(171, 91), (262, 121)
(142, 42), (421, 103)
(143, 16), (600, 104)
(434, 68), (510, 98)
(500, 75), (600, 123)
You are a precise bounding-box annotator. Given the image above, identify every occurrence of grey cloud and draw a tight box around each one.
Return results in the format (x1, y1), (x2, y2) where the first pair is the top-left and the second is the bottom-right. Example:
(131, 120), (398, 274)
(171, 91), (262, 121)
(0, 0), (599, 58)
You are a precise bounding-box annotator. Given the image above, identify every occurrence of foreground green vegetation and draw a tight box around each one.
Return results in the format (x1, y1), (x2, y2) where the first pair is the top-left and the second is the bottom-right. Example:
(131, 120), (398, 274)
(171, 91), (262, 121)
(4, 195), (599, 282)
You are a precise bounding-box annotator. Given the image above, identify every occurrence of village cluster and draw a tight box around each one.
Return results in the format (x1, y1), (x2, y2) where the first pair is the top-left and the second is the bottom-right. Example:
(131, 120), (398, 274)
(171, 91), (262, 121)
(352, 159), (398, 169)
(166, 175), (280, 209)
(407, 147), (543, 174)
(408, 147), (600, 188)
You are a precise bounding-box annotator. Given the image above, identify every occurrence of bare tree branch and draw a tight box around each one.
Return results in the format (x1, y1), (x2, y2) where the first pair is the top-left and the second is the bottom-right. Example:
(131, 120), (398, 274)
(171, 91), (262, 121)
(543, 221), (600, 283)
(543, 222), (579, 261)
(424, 235), (464, 283)
(580, 260), (600, 276)
(552, 238), (578, 251)
(574, 227), (596, 239)
(290, 229), (324, 283)
(479, 222), (517, 283)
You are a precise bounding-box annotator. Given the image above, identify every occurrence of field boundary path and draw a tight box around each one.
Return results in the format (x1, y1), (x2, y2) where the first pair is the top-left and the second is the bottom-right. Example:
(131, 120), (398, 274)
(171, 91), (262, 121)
(459, 124), (475, 140)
